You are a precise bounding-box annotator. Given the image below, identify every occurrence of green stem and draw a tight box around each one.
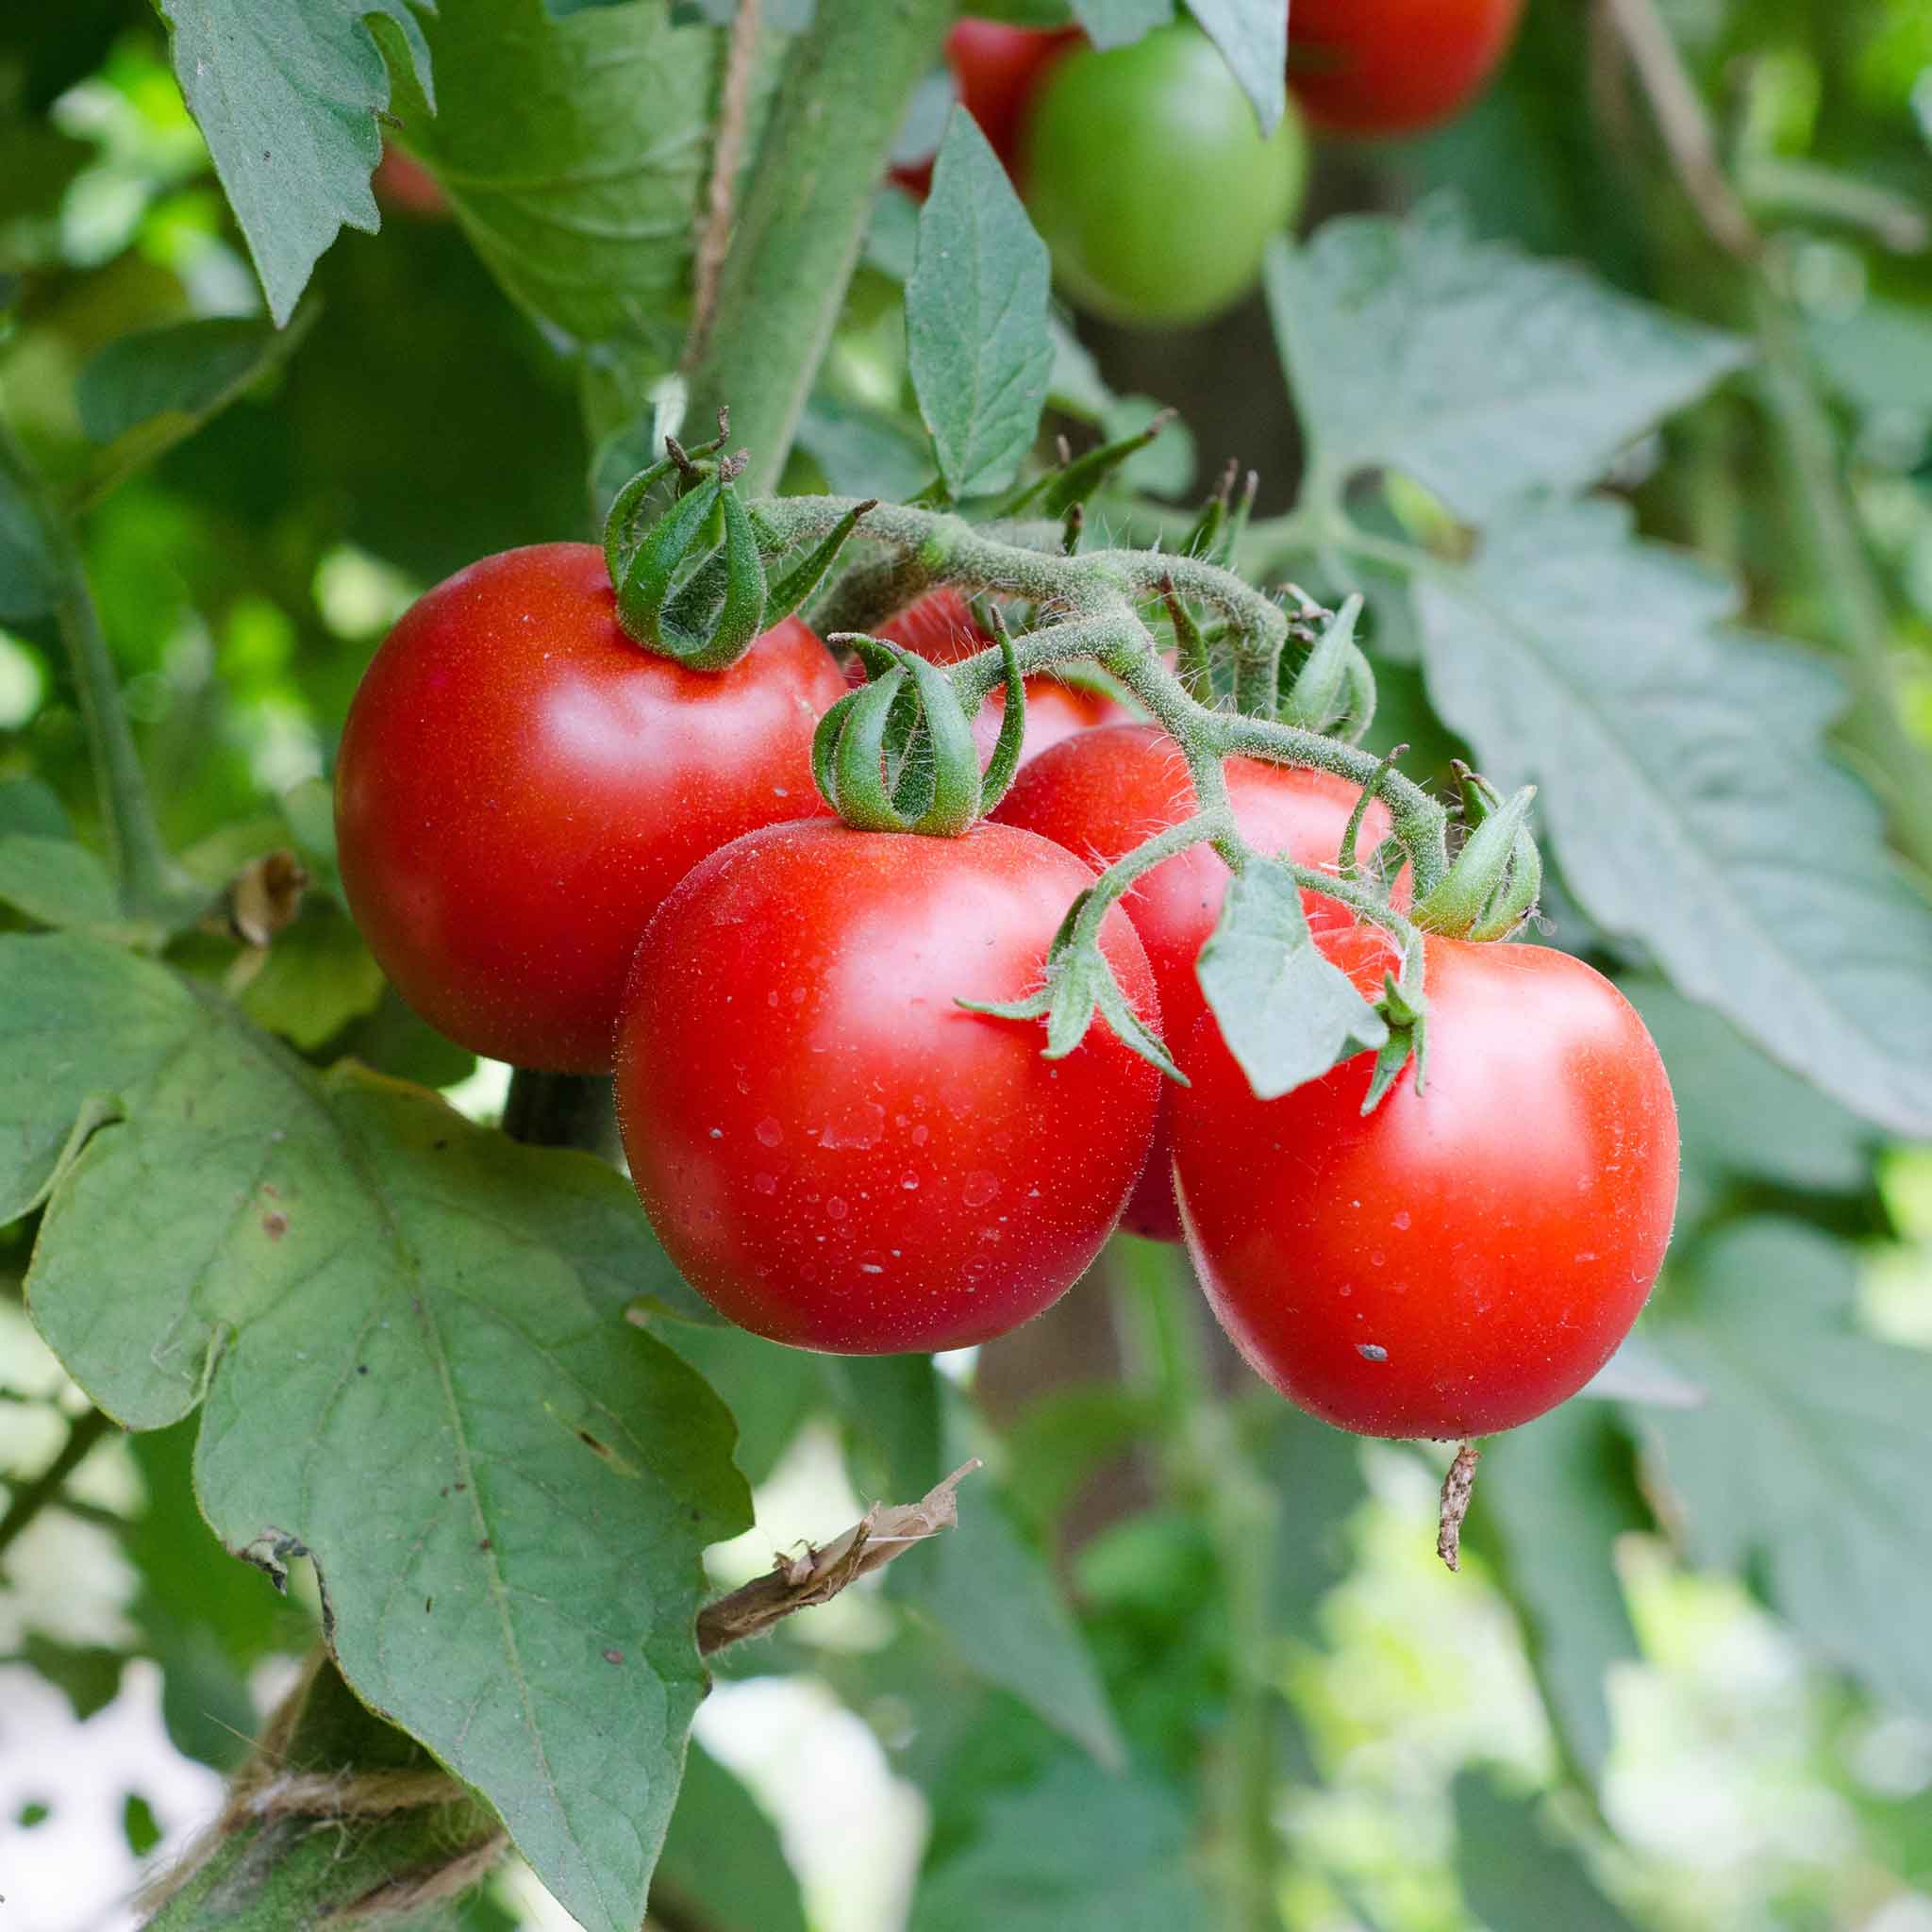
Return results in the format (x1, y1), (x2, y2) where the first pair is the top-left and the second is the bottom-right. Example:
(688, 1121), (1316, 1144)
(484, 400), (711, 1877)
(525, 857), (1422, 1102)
(1749, 275), (1932, 877)
(681, 0), (953, 491)
(0, 1407), (114, 1565)
(141, 1655), (505, 1930)
(1112, 1242), (1281, 1932)
(0, 419), (175, 917)
(758, 494), (1455, 891)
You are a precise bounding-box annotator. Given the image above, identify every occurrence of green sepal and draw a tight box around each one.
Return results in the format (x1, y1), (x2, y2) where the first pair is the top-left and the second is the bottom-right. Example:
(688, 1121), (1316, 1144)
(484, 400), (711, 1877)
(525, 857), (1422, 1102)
(615, 468), (724, 641)
(1361, 1008), (1425, 1113)
(998, 409), (1175, 520)
(1412, 782), (1541, 939)
(1336, 645), (1377, 743)
(810, 685), (867, 815)
(617, 463), (773, 672)
(762, 498), (877, 629)
(829, 664), (918, 828)
(1161, 580), (1215, 706)
(602, 453), (679, 587)
(599, 411), (733, 586)
(816, 640), (984, 837)
(1182, 458), (1256, 567)
(958, 889), (1183, 1083)
(1339, 742), (1407, 886)
(1466, 819), (1542, 941)
(1181, 460), (1234, 563)
(977, 614), (1027, 814)
(1362, 953), (1429, 1112)
(1280, 593), (1361, 731)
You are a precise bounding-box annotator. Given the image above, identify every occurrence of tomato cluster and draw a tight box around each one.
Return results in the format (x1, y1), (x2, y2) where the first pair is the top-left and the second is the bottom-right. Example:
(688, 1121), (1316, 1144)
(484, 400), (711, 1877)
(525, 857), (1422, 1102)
(337, 535), (1676, 1445)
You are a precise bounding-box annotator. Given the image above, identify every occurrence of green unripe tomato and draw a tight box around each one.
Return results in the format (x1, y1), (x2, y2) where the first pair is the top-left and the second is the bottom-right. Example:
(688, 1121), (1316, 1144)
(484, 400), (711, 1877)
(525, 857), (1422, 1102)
(1021, 25), (1307, 328)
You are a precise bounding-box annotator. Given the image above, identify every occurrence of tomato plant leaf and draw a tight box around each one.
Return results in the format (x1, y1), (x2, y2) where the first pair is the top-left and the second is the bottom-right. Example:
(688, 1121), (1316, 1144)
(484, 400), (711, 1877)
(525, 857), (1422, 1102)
(1266, 200), (1749, 521)
(826, 1362), (1124, 1767)
(1068, 0), (1175, 51)
(796, 391), (936, 503)
(1639, 1218), (1932, 1724)
(1186, 0), (1288, 134)
(909, 1391), (1125, 1769)
(0, 835), (125, 933)
(1453, 1773), (1641, 1932)
(1414, 496), (1932, 1139)
(77, 319), (287, 447)
(651, 1740), (807, 1932)
(231, 901), (388, 1050)
(1251, 1397), (1368, 1629)
(156, 0), (435, 327)
(1622, 976), (1874, 1225)
(1481, 1403), (1645, 1787)
(911, 1759), (1206, 1932)
(908, 109), (1055, 499)
(381, 0), (716, 353)
(4, 934), (748, 1932)
(72, 314), (313, 505)
(1196, 858), (1388, 1100)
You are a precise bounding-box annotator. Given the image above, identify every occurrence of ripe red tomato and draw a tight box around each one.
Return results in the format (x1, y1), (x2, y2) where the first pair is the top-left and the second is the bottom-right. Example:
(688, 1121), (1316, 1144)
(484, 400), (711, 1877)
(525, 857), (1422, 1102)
(335, 543), (846, 1073)
(992, 722), (1408, 1239)
(614, 820), (1161, 1354)
(1289, 0), (1524, 137)
(1173, 929), (1678, 1439)
(874, 588), (1131, 767)
(892, 19), (1081, 198)
(1023, 25), (1308, 327)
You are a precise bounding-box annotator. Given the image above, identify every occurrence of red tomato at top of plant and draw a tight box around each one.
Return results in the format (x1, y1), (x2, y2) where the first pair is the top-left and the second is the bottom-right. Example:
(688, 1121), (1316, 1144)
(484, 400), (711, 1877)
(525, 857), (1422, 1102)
(874, 587), (1131, 766)
(614, 819), (1161, 1355)
(993, 721), (1409, 1239)
(335, 542), (846, 1074)
(891, 19), (1081, 198)
(1288, 0), (1524, 137)
(1173, 927), (1678, 1439)
(1022, 25), (1308, 327)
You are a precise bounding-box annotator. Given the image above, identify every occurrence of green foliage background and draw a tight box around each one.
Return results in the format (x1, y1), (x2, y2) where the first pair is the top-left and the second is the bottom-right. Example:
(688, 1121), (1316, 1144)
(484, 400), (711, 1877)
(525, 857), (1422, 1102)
(4, 0), (1932, 1928)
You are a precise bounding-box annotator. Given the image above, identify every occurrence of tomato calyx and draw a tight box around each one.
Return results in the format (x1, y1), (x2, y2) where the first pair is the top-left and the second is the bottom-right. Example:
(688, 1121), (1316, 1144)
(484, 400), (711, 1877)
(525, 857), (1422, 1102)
(1278, 591), (1375, 740)
(601, 411), (874, 671)
(1409, 764), (1542, 941)
(960, 874), (1186, 1082)
(811, 622), (1025, 835)
(993, 408), (1178, 522)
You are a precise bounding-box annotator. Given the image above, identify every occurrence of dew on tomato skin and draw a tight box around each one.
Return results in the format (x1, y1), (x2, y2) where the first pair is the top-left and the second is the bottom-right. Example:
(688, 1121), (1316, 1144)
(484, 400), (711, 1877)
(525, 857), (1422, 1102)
(755, 1117), (783, 1148)
(826, 1196), (849, 1220)
(1392, 1210), (1411, 1230)
(821, 1100), (885, 1150)
(754, 1173), (777, 1195)
(1370, 1251), (1385, 1268)
(962, 1171), (1001, 1208)
(1357, 1343), (1389, 1362)
(708, 1127), (723, 1139)
(902, 1174), (920, 1191)
(912, 1124), (930, 1147)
